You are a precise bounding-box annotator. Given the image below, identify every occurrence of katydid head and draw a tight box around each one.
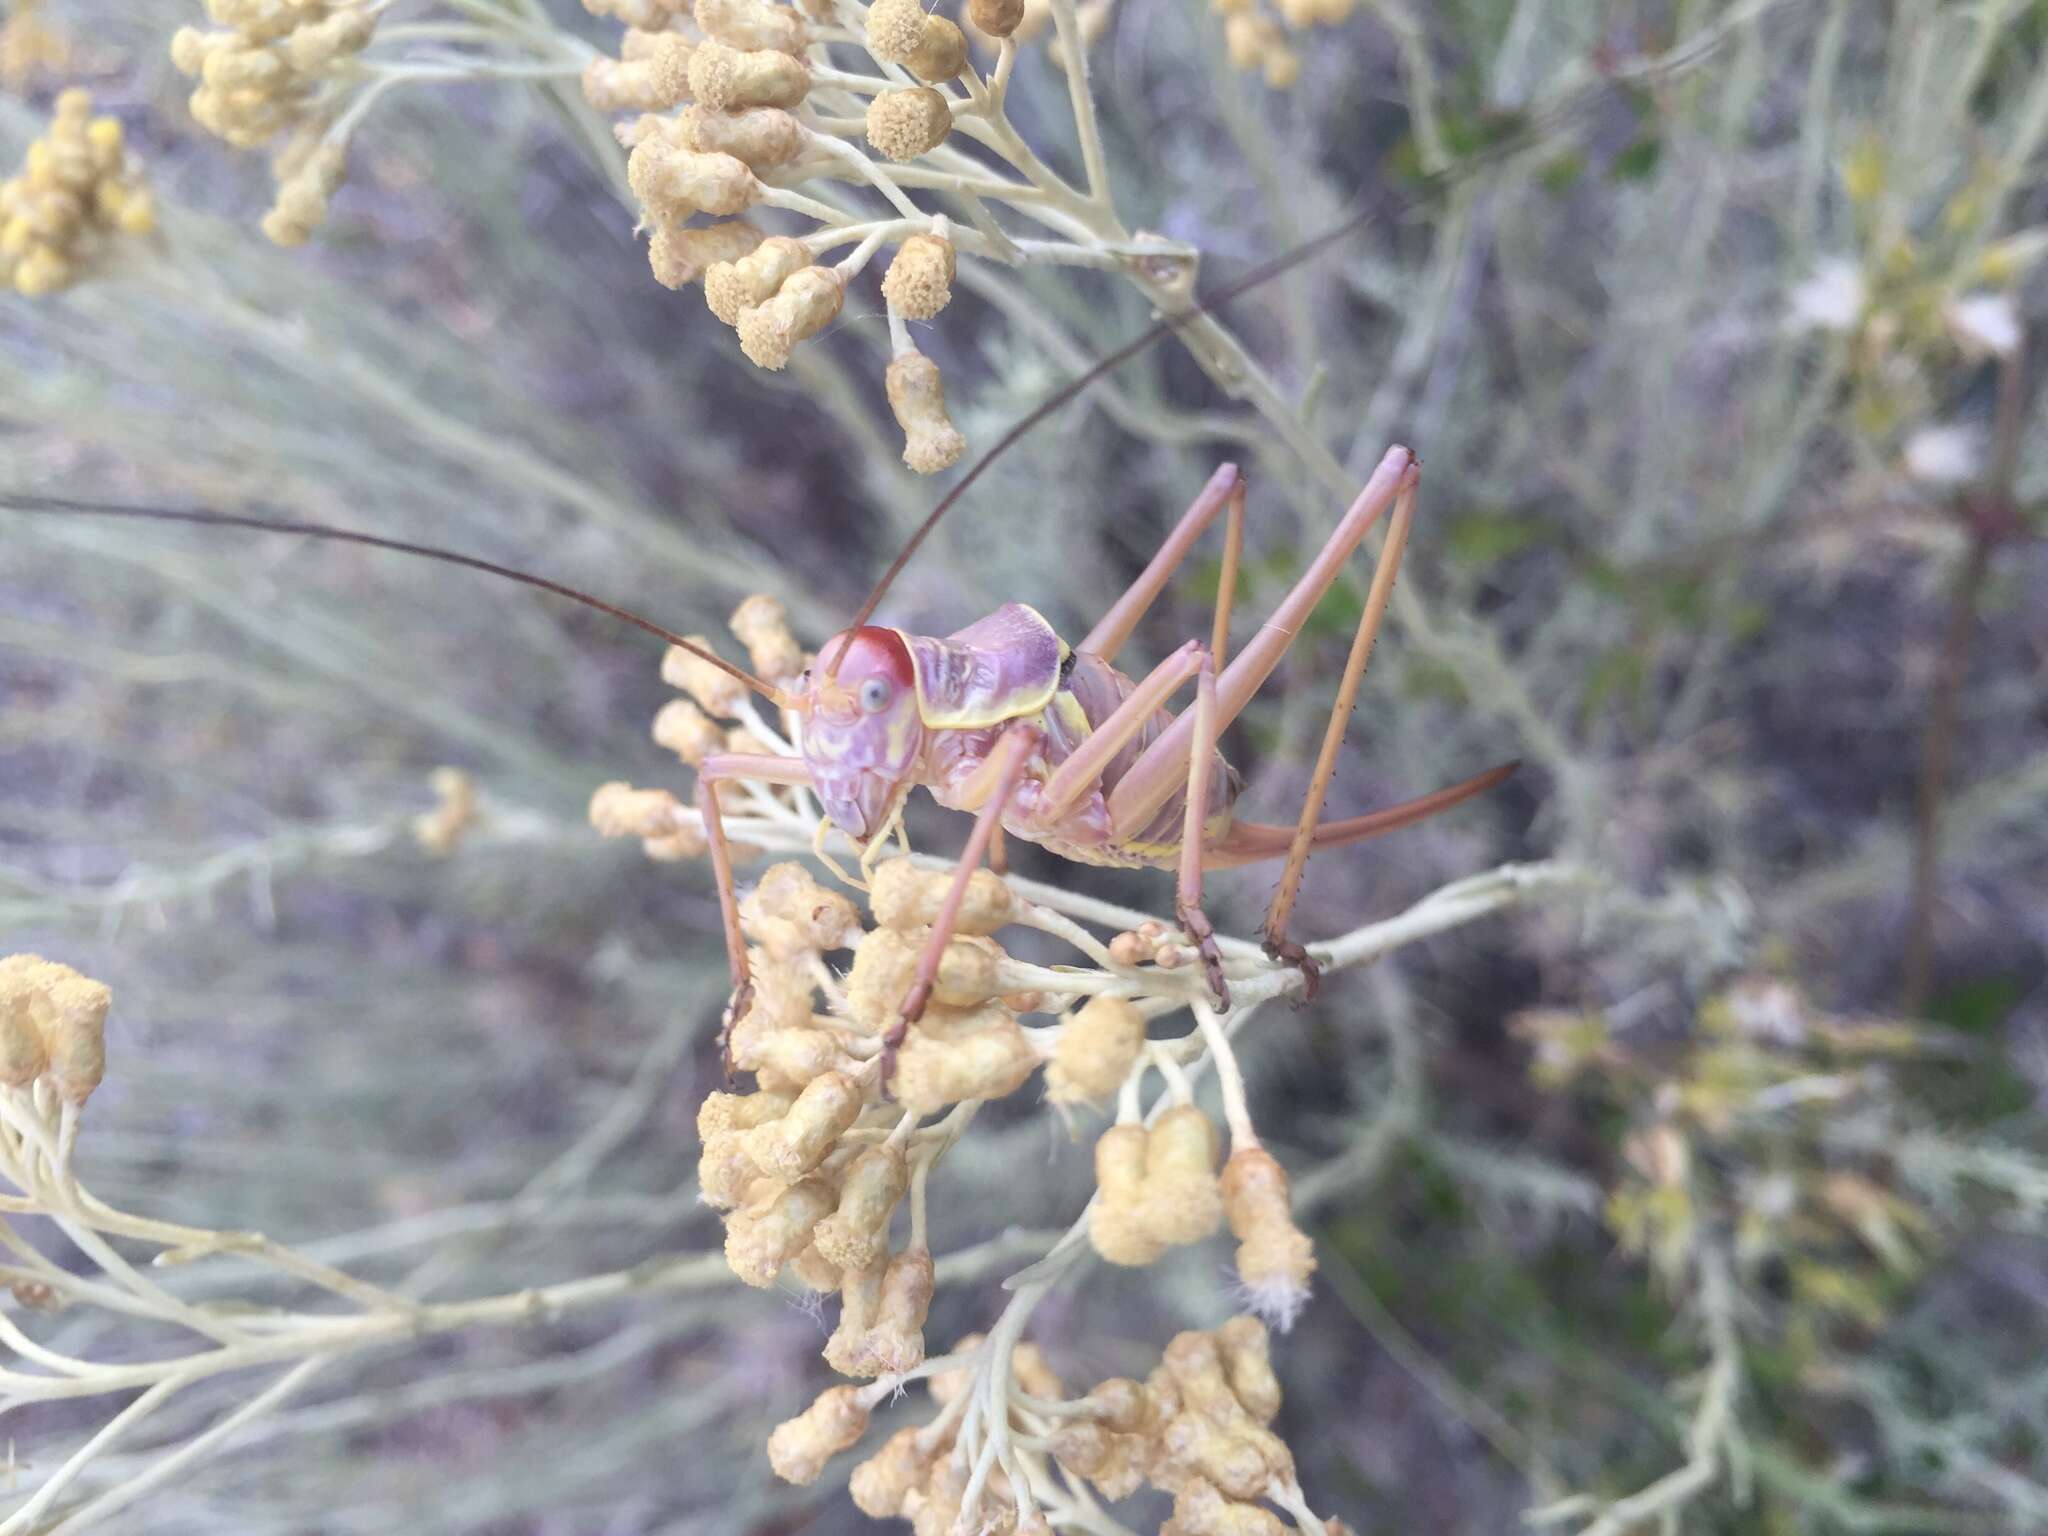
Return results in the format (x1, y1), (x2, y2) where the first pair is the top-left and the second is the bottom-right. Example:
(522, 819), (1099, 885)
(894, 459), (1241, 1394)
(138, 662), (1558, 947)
(799, 626), (923, 843)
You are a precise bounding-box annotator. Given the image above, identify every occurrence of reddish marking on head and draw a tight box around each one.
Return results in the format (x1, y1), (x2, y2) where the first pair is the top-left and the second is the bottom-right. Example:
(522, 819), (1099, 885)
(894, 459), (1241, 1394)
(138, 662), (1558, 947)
(809, 627), (914, 719)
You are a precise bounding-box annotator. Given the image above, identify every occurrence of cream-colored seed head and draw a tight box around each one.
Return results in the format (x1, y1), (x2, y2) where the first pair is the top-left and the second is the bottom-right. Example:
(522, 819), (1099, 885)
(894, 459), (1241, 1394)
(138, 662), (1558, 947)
(850, 1425), (939, 1517)
(698, 1086), (796, 1138)
(652, 698), (728, 763)
(863, 0), (927, 61)
(905, 15), (968, 81)
(886, 349), (967, 474)
(892, 1012), (1040, 1115)
(736, 264), (844, 369)
(767, 1385), (870, 1484)
(704, 232), (808, 325)
(724, 1176), (835, 1286)
(411, 765), (477, 856)
(1047, 995), (1145, 1104)
(866, 87), (952, 161)
(813, 1142), (908, 1270)
(688, 39), (808, 110)
(285, 8), (375, 72)
(579, 0), (678, 25)
(880, 232), (956, 320)
(741, 1069), (864, 1181)
(868, 857), (1007, 934)
(695, 0), (807, 53)
(1220, 1146), (1316, 1328)
(661, 635), (749, 716)
(728, 592), (805, 680)
(968, 0), (1025, 36)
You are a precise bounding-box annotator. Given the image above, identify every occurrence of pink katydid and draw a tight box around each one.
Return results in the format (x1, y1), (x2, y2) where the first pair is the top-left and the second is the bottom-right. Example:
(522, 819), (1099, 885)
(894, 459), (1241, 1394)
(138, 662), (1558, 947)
(8, 206), (1517, 1081)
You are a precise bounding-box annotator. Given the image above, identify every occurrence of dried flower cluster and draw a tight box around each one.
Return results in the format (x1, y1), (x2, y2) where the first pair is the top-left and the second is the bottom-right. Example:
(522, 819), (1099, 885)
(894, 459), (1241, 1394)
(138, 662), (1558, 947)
(573, 0), (1197, 474)
(557, 595), (1530, 1529)
(411, 765), (479, 855)
(170, 1), (378, 244)
(1208, 0), (1358, 90)
(1, 88), (154, 296)
(0, 0), (72, 88)
(828, 1317), (1346, 1534)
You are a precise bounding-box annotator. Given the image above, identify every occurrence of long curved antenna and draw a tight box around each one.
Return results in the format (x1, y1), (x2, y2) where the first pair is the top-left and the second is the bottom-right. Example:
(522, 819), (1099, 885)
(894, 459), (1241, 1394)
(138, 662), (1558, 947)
(824, 206), (1382, 677)
(2, 495), (800, 710)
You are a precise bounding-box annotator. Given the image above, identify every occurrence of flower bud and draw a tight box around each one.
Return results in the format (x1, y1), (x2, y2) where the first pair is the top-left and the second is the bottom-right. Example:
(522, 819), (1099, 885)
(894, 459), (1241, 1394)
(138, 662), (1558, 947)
(826, 1254), (886, 1374)
(699, 1087), (796, 1138)
(728, 592), (805, 680)
(1047, 996), (1145, 1105)
(1143, 1105), (1223, 1245)
(696, 1136), (762, 1207)
(866, 1245), (935, 1372)
(741, 862), (862, 958)
(767, 1385), (870, 1484)
(628, 142), (762, 222)
(705, 232), (808, 325)
(787, 1240), (842, 1293)
(844, 927), (1006, 1032)
(969, 0), (1025, 36)
(866, 87), (951, 161)
(724, 1177), (835, 1286)
(647, 218), (764, 289)
(905, 16), (968, 80)
(736, 265), (845, 369)
(696, 0), (807, 53)
(286, 7), (376, 72)
(892, 1011), (1040, 1115)
(1220, 1147), (1315, 1329)
(653, 698), (728, 763)
(813, 1142), (909, 1270)
(678, 103), (804, 168)
(588, 781), (688, 840)
(742, 1069), (864, 1181)
(850, 1425), (939, 1517)
(1164, 1482), (1287, 1536)
(732, 1017), (848, 1086)
(886, 349), (967, 474)
(689, 39), (808, 109)
(1216, 1315), (1282, 1423)
(1088, 1124), (1166, 1266)
(880, 232), (956, 320)
(661, 635), (748, 716)
(867, 857), (1007, 934)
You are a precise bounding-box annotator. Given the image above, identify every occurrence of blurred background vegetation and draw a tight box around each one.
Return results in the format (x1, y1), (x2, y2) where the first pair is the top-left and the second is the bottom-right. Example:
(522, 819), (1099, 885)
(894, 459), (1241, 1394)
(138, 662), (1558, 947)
(3, 0), (2048, 1530)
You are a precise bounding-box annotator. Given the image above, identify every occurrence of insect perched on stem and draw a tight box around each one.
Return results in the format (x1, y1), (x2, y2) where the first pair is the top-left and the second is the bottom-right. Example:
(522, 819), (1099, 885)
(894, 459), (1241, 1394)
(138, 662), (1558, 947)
(9, 208), (1515, 1083)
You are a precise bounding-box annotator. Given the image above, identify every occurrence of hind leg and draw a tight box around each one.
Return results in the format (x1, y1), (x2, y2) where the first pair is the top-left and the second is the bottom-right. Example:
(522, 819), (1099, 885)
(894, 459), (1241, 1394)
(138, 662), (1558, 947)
(1259, 469), (1419, 999)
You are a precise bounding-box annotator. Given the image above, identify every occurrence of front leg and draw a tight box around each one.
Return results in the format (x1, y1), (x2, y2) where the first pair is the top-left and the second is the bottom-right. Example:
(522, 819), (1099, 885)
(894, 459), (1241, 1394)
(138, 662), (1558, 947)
(884, 724), (1041, 1084)
(695, 751), (819, 1081)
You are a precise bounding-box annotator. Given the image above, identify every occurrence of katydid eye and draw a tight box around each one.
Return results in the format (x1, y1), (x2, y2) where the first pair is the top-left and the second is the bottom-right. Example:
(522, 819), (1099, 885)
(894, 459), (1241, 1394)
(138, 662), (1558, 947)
(859, 678), (893, 713)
